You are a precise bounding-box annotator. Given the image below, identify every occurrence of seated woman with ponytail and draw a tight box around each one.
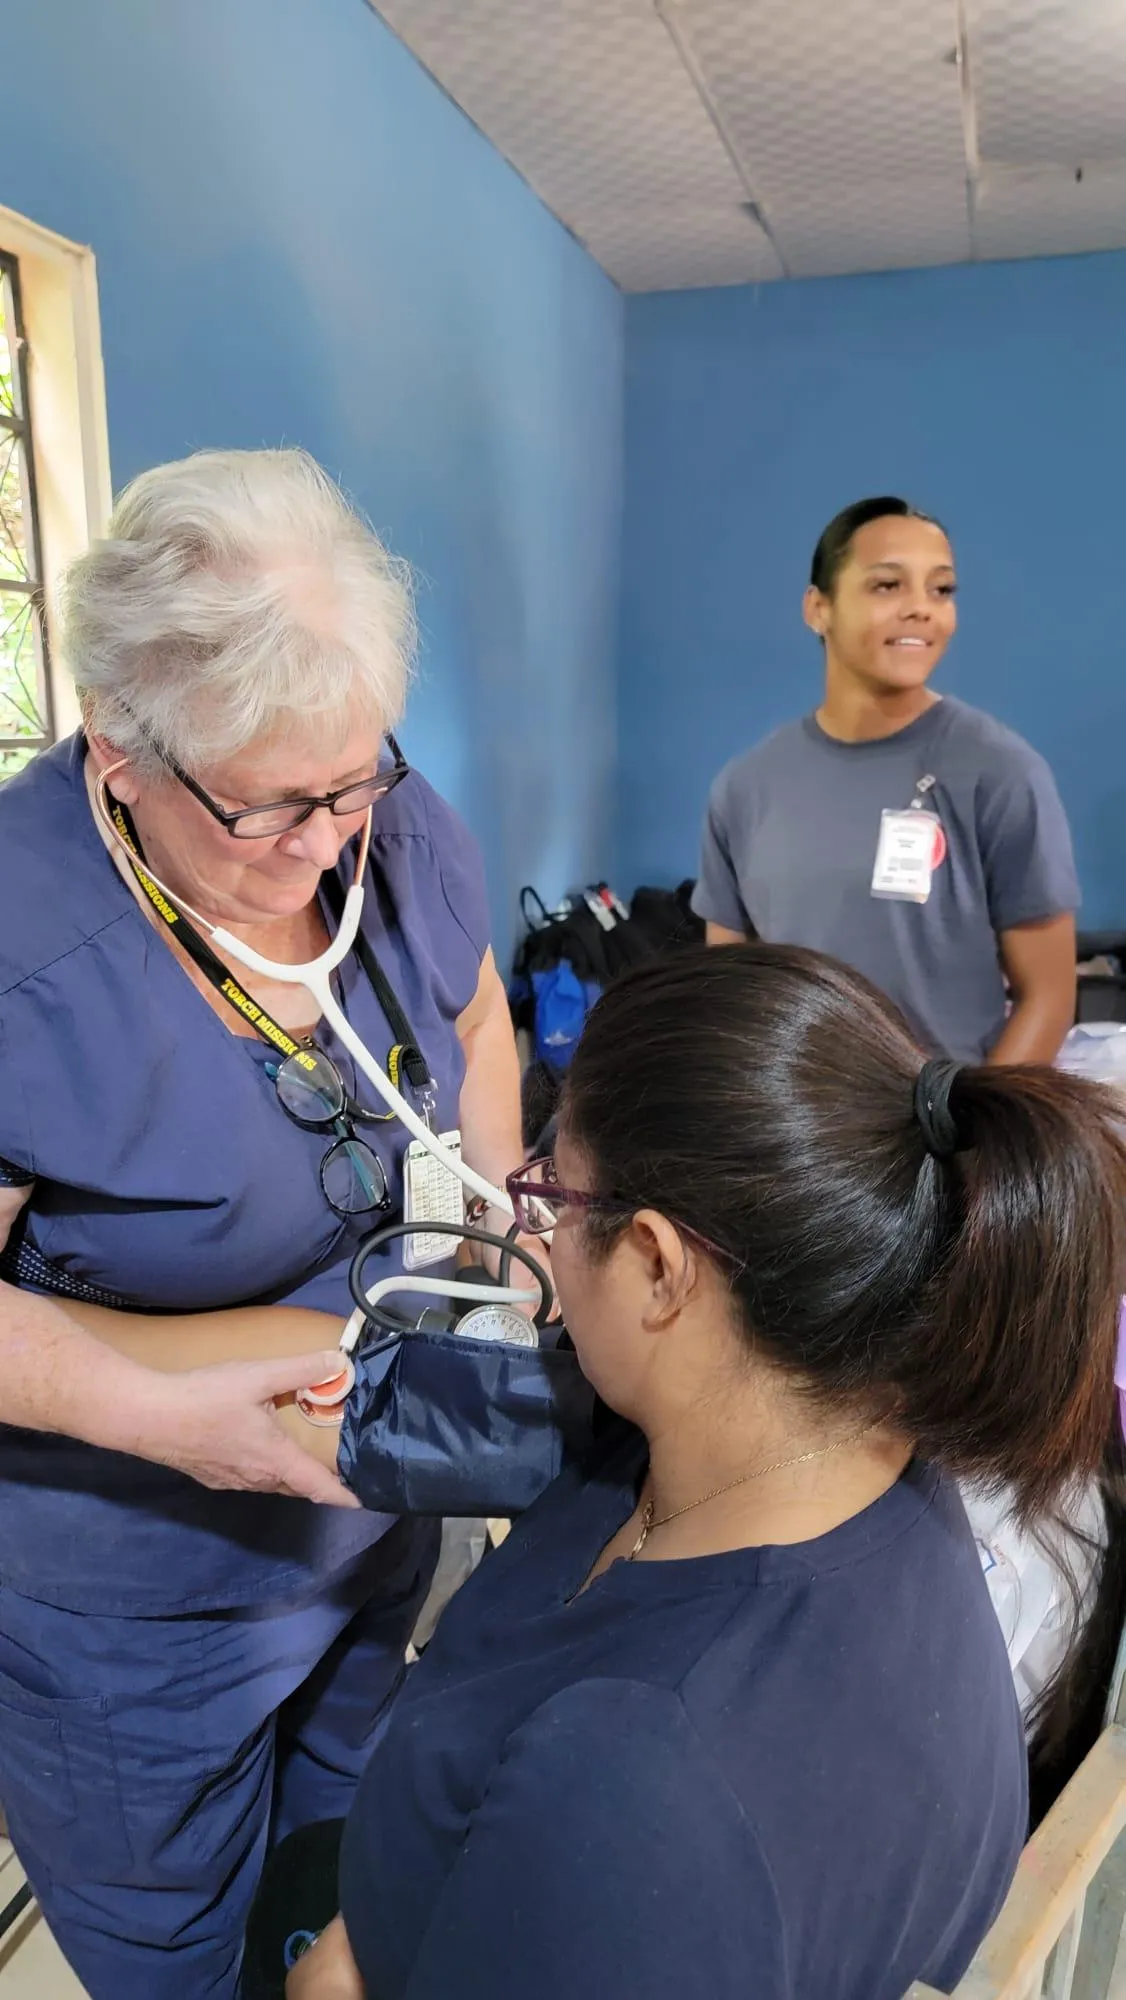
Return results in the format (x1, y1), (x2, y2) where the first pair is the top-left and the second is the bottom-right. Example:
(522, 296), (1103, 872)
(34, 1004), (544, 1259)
(61, 944), (1126, 2000)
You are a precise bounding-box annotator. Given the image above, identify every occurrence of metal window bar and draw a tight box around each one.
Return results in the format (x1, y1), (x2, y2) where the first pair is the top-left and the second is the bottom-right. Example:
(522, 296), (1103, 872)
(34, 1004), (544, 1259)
(0, 1881), (33, 1944)
(0, 248), (54, 762)
(0, 253), (52, 1953)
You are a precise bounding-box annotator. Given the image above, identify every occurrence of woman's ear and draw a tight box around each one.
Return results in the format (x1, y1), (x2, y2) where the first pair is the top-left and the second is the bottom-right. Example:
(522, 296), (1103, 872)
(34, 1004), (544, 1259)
(802, 584), (830, 640)
(85, 727), (142, 805)
(631, 1210), (699, 1331)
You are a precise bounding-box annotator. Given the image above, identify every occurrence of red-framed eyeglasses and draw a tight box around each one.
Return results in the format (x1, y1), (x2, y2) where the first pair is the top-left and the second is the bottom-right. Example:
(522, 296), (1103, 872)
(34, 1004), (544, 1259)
(505, 1156), (738, 1268)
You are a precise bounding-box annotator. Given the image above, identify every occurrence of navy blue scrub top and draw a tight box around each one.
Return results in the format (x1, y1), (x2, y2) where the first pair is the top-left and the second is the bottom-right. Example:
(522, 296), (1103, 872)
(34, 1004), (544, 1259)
(0, 735), (491, 1613)
(340, 1426), (1026, 2000)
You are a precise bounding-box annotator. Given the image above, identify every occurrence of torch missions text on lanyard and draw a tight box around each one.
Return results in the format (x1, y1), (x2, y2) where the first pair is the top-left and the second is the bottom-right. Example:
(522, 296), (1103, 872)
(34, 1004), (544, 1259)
(870, 776), (946, 905)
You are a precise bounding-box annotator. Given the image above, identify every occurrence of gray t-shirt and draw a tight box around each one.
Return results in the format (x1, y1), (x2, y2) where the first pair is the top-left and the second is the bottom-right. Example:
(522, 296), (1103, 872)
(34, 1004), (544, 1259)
(692, 697), (1079, 1061)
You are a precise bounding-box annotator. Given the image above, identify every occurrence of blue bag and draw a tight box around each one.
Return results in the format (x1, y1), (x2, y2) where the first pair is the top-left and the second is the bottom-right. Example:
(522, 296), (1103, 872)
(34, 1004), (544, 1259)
(509, 884), (649, 1077)
(530, 961), (602, 1071)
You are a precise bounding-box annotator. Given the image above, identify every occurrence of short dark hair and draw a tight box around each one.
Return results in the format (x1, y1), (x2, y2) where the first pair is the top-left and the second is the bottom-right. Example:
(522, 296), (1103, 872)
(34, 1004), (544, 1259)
(809, 496), (947, 595)
(563, 942), (1125, 1521)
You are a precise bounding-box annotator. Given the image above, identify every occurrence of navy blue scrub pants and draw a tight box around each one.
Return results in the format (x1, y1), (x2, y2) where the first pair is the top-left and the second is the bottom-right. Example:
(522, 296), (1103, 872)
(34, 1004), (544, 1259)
(0, 1519), (439, 1999)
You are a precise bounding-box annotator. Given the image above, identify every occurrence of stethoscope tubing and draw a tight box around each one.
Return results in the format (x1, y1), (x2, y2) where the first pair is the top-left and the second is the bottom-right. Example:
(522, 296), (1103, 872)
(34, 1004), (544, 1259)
(94, 761), (516, 1216)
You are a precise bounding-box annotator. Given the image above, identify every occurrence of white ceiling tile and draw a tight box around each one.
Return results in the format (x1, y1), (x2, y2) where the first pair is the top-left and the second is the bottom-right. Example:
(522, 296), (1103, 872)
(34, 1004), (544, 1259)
(773, 177), (971, 279)
(593, 204), (783, 293)
(370, 0), (1126, 289)
(673, 0), (968, 197)
(969, 0), (1126, 168)
(975, 163), (1126, 261)
(372, 0), (746, 286)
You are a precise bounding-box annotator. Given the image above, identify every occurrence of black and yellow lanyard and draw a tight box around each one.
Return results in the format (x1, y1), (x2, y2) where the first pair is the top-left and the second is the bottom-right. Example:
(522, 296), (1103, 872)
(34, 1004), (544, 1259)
(108, 796), (435, 1111)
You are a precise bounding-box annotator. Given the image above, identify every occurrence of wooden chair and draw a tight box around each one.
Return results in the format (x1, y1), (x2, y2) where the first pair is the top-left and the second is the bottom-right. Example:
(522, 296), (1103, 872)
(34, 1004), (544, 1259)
(906, 1630), (1126, 2000)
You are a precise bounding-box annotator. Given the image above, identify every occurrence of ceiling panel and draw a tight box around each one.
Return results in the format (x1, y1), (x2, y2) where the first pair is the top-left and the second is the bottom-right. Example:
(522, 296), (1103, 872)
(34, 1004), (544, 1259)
(373, 0), (745, 246)
(675, 0), (968, 198)
(975, 163), (1126, 262)
(970, 0), (1126, 167)
(373, 0), (1126, 291)
(588, 204), (783, 292)
(772, 178), (971, 280)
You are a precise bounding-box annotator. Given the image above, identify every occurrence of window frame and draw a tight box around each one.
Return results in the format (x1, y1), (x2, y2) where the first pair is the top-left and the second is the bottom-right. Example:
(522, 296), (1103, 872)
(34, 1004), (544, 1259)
(1, 244), (56, 760)
(0, 203), (112, 760)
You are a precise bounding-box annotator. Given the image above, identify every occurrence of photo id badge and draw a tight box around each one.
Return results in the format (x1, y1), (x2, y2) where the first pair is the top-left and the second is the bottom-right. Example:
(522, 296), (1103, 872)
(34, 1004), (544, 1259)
(403, 1130), (466, 1269)
(870, 809), (945, 904)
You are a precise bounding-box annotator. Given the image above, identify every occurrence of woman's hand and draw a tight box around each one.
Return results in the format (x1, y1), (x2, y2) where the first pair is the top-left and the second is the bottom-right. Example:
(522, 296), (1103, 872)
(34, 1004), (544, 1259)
(125, 1353), (361, 1506)
(286, 1915), (365, 1998)
(46, 1301), (360, 1502)
(0, 1270), (359, 1504)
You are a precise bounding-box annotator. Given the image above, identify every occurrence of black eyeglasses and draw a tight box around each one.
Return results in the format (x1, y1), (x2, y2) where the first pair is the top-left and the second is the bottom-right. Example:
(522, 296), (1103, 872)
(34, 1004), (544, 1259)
(267, 1046), (392, 1217)
(159, 736), (409, 839)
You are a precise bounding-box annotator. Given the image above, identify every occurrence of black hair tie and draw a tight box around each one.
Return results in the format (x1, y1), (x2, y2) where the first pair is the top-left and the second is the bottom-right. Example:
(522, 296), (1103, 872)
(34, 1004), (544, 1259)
(913, 1059), (966, 1161)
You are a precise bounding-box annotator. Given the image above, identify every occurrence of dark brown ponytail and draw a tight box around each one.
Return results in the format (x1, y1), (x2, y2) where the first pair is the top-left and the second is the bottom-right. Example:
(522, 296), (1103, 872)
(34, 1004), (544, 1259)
(891, 1061), (1125, 1519)
(562, 943), (1126, 1521)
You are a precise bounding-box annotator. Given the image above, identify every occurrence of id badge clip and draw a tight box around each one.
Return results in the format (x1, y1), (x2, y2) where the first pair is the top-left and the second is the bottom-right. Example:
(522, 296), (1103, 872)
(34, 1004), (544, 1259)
(870, 777), (946, 906)
(403, 1129), (467, 1270)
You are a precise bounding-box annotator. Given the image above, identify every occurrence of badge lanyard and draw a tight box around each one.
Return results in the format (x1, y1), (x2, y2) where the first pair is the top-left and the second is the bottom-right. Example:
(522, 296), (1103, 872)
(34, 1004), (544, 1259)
(93, 761), (511, 1223)
(318, 872), (458, 1265)
(870, 774), (946, 906)
(107, 797), (436, 1114)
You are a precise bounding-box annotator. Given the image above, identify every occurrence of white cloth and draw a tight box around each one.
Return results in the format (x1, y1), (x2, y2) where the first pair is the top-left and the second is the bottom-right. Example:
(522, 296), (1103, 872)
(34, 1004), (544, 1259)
(962, 1482), (1104, 1724)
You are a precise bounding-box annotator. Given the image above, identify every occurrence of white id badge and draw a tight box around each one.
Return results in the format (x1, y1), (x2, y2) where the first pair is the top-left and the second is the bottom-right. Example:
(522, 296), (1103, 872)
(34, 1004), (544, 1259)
(870, 809), (942, 904)
(403, 1130), (466, 1270)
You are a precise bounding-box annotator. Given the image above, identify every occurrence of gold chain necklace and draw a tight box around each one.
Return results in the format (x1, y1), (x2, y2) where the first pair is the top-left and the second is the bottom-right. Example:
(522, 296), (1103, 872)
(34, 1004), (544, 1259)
(627, 1424), (876, 1562)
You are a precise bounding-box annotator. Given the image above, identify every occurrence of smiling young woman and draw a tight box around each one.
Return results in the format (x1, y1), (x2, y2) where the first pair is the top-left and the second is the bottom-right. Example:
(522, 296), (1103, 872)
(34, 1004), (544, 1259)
(695, 497), (1079, 1066)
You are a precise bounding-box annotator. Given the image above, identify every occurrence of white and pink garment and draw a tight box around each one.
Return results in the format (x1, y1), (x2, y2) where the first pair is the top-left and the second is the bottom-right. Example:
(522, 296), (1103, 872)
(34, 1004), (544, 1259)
(963, 1482), (1104, 1727)
(968, 1027), (1126, 1724)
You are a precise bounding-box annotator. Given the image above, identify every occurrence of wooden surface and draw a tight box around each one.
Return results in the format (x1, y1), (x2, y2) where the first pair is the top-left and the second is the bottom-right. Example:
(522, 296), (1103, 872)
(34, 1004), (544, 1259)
(904, 1728), (1126, 2000)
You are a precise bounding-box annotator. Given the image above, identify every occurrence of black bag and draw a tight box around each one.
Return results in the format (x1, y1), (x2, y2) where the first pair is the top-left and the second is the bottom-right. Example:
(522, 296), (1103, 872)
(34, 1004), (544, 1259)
(1076, 931), (1126, 1024)
(508, 885), (651, 1015)
(628, 881), (706, 953)
(507, 885), (652, 1075)
(509, 884), (704, 1035)
(243, 1819), (345, 1999)
(509, 881), (706, 1150)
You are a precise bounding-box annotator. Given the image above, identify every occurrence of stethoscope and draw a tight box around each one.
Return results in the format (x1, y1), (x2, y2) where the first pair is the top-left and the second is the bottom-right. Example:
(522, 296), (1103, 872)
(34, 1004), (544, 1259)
(95, 762), (512, 1213)
(294, 1219), (558, 1426)
(348, 1219), (554, 1349)
(92, 762), (555, 1413)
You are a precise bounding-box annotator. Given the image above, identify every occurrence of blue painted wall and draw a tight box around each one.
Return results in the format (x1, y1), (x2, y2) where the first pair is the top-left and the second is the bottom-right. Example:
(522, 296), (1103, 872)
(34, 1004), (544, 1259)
(619, 255), (1126, 927)
(1, 0), (623, 961)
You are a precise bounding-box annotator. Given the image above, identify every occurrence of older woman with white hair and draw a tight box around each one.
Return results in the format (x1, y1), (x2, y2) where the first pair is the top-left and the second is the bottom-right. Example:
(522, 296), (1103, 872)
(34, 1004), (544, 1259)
(0, 448), (532, 1999)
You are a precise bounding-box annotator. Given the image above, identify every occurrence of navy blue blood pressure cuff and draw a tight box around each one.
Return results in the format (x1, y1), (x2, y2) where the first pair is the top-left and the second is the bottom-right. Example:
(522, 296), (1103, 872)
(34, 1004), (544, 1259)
(338, 1325), (598, 1519)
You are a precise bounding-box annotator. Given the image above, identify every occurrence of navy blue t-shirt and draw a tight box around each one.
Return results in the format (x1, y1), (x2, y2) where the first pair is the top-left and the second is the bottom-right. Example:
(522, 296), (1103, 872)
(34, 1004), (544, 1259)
(0, 734), (490, 1613)
(340, 1427), (1026, 2000)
